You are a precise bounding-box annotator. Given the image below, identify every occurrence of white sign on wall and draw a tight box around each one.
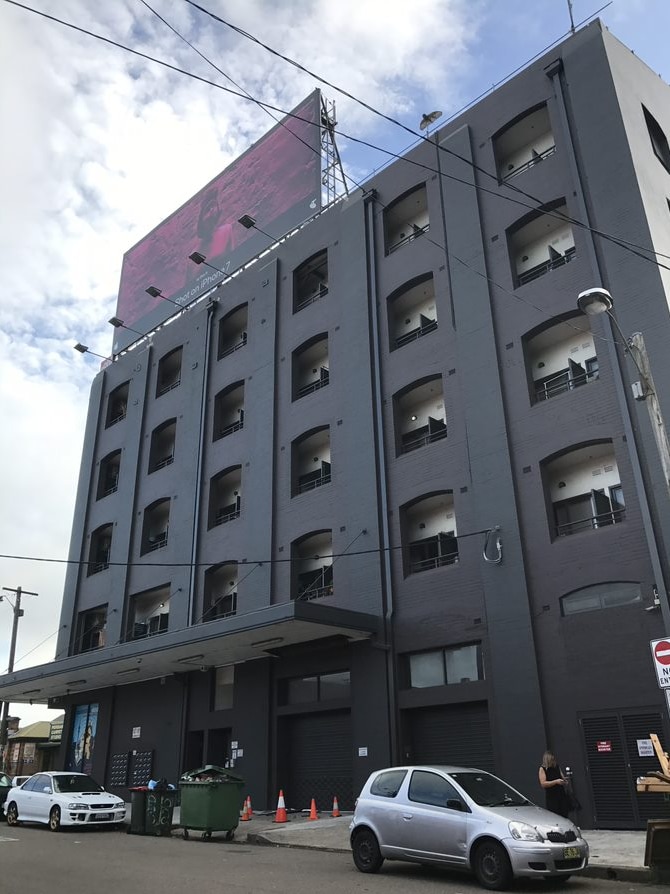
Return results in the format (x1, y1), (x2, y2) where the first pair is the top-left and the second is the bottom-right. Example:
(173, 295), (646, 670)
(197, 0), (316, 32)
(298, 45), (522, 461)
(132, 726), (141, 739)
(637, 738), (654, 757)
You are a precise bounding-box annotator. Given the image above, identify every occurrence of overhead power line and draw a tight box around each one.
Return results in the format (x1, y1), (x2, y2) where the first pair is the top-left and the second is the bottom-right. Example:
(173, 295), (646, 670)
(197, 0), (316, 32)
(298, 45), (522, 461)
(5, 0), (670, 274)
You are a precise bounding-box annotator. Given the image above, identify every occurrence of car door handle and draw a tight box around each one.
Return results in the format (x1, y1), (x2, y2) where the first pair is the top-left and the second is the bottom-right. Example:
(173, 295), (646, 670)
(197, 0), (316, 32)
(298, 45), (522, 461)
(402, 813), (413, 820)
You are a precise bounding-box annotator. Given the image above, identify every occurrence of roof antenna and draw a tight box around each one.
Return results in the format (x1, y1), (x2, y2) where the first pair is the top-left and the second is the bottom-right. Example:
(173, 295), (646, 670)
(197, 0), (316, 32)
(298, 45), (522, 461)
(567, 0), (576, 33)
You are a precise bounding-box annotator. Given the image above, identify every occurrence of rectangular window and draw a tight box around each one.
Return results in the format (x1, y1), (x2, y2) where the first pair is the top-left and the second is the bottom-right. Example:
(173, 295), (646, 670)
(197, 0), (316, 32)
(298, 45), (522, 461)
(213, 666), (234, 711)
(280, 670), (350, 705)
(408, 645), (482, 688)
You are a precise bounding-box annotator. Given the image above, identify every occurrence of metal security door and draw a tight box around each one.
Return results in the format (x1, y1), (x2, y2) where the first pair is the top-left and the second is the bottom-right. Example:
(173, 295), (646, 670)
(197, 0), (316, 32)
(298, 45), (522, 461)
(581, 711), (670, 828)
(284, 710), (353, 812)
(404, 702), (494, 771)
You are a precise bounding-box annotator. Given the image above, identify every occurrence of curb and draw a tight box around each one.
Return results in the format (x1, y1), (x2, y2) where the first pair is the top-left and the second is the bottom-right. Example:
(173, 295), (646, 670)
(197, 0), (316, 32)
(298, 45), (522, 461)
(246, 832), (654, 881)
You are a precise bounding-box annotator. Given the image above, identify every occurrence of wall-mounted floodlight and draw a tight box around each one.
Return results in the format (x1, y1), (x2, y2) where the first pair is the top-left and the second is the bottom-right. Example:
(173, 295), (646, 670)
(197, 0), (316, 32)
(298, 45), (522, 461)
(238, 214), (256, 230)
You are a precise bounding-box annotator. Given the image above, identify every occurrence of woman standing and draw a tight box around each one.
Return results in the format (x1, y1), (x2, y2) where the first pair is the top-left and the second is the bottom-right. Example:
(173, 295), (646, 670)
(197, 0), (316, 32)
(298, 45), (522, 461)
(539, 750), (570, 817)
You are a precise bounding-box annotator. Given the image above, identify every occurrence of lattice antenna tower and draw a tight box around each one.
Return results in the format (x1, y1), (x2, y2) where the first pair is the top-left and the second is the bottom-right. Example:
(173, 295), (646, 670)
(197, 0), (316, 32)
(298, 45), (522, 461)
(321, 96), (348, 205)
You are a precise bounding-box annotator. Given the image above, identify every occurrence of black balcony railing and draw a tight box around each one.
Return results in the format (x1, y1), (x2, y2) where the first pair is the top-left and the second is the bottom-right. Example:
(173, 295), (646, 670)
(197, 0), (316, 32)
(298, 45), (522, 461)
(203, 592), (237, 620)
(295, 284), (328, 312)
(395, 318), (438, 349)
(152, 454), (174, 471)
(219, 332), (247, 359)
(517, 245), (576, 286)
(146, 532), (168, 551)
(295, 568), (333, 601)
(297, 471), (331, 494)
(409, 551), (459, 574)
(297, 369), (329, 398)
(156, 377), (181, 397)
(217, 418), (244, 439)
(214, 505), (241, 525)
(88, 557), (110, 575)
(502, 145), (556, 182)
(535, 368), (599, 402)
(387, 222), (430, 255)
(556, 508), (625, 537)
(400, 425), (447, 454)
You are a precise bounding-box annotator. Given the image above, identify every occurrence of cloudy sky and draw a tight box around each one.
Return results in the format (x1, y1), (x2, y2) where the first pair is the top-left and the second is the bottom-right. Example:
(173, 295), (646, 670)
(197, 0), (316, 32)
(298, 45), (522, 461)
(1, 0), (669, 726)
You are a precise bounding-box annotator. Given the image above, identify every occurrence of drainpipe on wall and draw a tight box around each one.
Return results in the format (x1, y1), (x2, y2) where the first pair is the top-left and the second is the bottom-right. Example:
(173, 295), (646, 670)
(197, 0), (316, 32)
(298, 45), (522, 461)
(364, 189), (398, 762)
(187, 299), (217, 624)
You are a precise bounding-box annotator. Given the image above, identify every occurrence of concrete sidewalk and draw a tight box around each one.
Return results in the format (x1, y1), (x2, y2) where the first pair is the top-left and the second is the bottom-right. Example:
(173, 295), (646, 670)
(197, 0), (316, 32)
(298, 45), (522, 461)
(171, 807), (652, 883)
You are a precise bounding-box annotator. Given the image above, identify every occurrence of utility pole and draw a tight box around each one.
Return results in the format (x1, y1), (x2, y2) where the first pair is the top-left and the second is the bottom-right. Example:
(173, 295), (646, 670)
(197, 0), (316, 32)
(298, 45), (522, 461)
(0, 586), (38, 770)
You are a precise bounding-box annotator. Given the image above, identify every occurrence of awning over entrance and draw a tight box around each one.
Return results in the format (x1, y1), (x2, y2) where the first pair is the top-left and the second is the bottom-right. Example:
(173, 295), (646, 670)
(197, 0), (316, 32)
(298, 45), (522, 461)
(0, 601), (380, 704)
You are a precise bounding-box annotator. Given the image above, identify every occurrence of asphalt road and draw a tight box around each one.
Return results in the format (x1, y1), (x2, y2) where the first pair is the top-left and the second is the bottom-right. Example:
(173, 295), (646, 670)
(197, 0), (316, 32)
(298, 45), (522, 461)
(0, 826), (666, 894)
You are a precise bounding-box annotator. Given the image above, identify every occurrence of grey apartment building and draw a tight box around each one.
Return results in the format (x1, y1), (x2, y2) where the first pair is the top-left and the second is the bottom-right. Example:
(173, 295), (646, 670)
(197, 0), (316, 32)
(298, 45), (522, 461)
(2, 20), (670, 829)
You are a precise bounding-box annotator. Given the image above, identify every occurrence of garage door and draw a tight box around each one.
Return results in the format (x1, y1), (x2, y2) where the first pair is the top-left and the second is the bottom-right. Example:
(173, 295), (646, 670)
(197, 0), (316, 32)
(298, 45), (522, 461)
(581, 711), (670, 829)
(405, 702), (494, 771)
(282, 710), (353, 812)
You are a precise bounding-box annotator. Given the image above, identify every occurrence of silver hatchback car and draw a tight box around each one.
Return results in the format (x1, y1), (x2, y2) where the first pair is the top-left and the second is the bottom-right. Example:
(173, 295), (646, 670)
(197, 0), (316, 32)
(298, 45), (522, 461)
(350, 765), (588, 890)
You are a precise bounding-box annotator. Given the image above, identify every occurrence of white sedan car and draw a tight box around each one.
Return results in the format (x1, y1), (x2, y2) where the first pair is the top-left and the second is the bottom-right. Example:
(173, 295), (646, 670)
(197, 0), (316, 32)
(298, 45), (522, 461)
(5, 771), (125, 831)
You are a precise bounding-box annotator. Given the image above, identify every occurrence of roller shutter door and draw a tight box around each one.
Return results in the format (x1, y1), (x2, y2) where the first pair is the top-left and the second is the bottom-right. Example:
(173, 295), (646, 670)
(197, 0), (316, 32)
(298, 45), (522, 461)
(284, 710), (353, 812)
(406, 702), (494, 771)
(581, 711), (670, 828)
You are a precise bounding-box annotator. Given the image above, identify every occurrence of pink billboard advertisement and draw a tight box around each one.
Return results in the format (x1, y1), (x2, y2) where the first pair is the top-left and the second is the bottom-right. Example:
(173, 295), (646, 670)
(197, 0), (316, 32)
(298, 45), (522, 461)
(113, 90), (322, 352)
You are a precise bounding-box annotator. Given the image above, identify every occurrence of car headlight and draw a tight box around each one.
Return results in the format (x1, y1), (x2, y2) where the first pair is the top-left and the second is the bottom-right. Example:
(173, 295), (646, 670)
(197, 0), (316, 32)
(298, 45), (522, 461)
(115, 803), (125, 810)
(67, 802), (90, 810)
(509, 821), (544, 842)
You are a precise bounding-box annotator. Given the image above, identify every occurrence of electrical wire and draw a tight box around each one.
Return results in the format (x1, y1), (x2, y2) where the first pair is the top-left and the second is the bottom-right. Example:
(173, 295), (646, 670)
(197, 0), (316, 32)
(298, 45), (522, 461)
(5, 0), (670, 274)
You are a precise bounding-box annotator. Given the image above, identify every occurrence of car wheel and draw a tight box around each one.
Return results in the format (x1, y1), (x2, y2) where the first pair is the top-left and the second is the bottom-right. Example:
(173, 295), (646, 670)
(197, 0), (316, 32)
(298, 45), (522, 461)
(49, 806), (62, 832)
(352, 828), (384, 874)
(6, 802), (19, 826)
(473, 839), (513, 891)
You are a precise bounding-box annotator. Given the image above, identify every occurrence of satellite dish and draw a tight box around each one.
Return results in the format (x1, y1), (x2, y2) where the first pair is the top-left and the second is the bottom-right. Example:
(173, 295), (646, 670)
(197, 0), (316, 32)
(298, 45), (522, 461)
(420, 110), (443, 131)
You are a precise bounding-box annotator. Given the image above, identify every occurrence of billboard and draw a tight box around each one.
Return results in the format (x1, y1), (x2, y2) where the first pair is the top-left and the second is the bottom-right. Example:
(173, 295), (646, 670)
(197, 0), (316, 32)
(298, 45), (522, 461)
(114, 90), (322, 352)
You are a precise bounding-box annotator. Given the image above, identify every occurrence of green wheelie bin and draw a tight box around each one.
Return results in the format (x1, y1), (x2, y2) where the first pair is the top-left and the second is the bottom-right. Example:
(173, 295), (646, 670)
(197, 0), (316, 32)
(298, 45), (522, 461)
(179, 766), (244, 841)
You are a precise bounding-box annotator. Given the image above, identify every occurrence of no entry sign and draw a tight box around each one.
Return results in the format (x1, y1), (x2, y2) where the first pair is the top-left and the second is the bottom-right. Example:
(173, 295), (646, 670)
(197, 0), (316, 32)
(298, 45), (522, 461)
(650, 639), (670, 688)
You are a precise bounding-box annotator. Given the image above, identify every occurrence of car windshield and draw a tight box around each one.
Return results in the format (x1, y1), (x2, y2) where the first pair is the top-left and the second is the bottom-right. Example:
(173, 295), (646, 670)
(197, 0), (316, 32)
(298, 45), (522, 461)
(450, 771), (529, 807)
(53, 775), (103, 794)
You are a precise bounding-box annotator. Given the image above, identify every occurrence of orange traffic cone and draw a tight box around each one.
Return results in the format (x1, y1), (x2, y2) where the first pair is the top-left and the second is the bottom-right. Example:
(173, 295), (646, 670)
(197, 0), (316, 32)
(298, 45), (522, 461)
(273, 790), (288, 824)
(240, 800), (250, 821)
(308, 797), (319, 820)
(246, 795), (253, 819)
(331, 796), (341, 818)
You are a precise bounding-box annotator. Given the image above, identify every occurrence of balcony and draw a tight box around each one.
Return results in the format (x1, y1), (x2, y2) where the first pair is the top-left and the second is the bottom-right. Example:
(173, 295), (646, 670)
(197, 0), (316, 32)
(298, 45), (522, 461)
(294, 250), (328, 313)
(545, 444), (624, 540)
(403, 492), (458, 576)
(149, 419), (176, 473)
(209, 466), (242, 529)
(384, 184), (429, 255)
(293, 428), (331, 497)
(105, 382), (129, 428)
(389, 275), (437, 351)
(408, 533), (459, 573)
(213, 382), (245, 441)
(517, 245), (576, 286)
(97, 450), (121, 500)
(526, 316), (599, 404)
(218, 304), (248, 359)
(87, 524), (112, 576)
(126, 584), (170, 641)
(296, 566), (334, 601)
(510, 202), (575, 288)
(293, 335), (329, 400)
(141, 498), (170, 555)
(156, 347), (182, 397)
(203, 563), (238, 622)
(494, 105), (556, 182)
(396, 377), (447, 455)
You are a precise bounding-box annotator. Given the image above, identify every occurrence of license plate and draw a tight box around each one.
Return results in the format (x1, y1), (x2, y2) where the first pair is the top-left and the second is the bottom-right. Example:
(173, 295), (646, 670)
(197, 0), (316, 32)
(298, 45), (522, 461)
(563, 846), (580, 859)
(92, 813), (112, 821)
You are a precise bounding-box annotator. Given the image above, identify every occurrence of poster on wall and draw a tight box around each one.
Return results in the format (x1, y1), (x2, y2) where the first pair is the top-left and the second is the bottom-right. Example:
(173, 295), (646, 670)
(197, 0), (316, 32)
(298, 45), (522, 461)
(67, 704), (99, 774)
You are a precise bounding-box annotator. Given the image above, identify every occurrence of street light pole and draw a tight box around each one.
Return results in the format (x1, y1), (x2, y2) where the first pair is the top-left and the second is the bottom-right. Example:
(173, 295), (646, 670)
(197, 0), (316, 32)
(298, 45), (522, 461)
(577, 288), (670, 636)
(0, 586), (38, 769)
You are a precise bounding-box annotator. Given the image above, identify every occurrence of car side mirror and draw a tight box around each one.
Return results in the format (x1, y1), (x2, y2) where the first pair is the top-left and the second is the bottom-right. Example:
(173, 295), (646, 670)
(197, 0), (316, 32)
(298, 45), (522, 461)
(446, 798), (466, 812)
(43, 787), (52, 794)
